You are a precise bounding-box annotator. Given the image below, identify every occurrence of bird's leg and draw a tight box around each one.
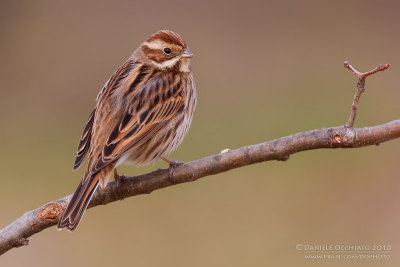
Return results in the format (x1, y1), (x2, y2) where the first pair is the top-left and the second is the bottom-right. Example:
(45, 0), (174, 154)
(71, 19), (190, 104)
(161, 157), (184, 183)
(113, 169), (127, 200)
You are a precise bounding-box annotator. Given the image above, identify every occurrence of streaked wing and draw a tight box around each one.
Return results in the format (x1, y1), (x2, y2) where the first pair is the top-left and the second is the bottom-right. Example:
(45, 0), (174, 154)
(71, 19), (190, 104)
(73, 109), (95, 170)
(91, 73), (186, 173)
(96, 59), (135, 101)
(73, 59), (135, 170)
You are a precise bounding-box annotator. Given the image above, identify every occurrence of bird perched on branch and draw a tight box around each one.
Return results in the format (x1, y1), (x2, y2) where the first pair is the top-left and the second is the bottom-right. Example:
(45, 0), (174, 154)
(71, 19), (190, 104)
(58, 30), (197, 231)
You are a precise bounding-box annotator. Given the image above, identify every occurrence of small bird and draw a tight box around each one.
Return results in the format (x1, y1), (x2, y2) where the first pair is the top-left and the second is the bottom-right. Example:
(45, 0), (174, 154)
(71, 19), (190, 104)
(58, 30), (197, 231)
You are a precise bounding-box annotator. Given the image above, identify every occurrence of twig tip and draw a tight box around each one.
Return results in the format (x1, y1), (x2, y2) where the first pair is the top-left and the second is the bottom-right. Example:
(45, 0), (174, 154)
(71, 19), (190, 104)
(378, 63), (390, 71)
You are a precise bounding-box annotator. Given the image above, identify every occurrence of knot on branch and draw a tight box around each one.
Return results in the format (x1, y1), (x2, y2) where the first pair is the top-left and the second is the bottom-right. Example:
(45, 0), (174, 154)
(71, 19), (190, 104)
(14, 238), (29, 247)
(37, 203), (63, 222)
(332, 127), (355, 147)
(277, 154), (290, 161)
(332, 134), (343, 144)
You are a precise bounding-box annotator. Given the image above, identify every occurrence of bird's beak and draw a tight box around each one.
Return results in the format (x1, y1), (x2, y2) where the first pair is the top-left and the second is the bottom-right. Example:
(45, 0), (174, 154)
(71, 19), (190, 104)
(181, 48), (194, 58)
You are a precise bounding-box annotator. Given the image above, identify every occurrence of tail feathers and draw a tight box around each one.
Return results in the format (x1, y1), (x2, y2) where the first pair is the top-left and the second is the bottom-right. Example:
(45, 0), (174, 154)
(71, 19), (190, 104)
(58, 172), (100, 231)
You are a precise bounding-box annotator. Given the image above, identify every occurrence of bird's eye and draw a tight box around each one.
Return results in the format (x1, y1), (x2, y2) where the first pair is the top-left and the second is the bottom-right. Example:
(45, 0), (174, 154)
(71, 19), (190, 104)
(163, 47), (172, 55)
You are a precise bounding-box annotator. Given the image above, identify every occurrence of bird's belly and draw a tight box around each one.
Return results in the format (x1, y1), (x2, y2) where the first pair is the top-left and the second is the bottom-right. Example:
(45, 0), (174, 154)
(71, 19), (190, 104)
(119, 114), (192, 166)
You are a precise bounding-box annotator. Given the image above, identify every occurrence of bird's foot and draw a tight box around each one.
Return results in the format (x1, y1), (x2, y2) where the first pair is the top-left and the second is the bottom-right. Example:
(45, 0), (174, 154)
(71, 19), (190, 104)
(161, 157), (184, 184)
(114, 169), (127, 200)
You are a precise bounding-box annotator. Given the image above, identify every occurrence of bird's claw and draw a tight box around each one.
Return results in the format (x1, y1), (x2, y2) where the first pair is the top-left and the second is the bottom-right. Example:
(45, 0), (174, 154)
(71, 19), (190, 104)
(166, 160), (184, 184)
(114, 169), (127, 200)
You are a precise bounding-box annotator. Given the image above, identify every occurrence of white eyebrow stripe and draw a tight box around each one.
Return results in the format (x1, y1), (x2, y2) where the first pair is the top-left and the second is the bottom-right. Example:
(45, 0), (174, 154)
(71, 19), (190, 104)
(143, 41), (164, 49)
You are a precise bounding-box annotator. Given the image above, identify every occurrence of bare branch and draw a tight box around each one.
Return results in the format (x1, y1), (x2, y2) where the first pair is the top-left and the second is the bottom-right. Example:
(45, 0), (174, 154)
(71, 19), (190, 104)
(0, 62), (398, 256)
(344, 60), (390, 128)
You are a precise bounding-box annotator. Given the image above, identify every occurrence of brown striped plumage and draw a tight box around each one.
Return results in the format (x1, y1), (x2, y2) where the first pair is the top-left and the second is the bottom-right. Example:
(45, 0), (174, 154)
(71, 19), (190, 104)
(58, 30), (196, 231)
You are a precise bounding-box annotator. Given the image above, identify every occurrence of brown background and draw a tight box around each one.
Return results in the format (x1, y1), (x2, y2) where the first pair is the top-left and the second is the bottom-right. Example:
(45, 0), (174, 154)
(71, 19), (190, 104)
(1, 0), (400, 266)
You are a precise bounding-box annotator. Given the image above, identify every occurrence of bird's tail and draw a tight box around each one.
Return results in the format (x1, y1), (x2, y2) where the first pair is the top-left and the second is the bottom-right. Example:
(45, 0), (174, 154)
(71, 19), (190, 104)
(58, 172), (101, 231)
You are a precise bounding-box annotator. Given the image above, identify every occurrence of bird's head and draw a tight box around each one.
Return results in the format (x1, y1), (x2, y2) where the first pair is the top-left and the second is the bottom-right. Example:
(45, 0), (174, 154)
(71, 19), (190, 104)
(140, 30), (193, 72)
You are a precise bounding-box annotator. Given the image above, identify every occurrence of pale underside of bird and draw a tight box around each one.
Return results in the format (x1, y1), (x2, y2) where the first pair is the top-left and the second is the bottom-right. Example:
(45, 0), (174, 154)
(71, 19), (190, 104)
(58, 30), (197, 231)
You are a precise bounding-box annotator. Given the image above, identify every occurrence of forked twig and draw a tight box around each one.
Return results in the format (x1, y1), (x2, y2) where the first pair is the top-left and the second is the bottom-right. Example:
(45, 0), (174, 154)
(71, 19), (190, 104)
(344, 61), (390, 128)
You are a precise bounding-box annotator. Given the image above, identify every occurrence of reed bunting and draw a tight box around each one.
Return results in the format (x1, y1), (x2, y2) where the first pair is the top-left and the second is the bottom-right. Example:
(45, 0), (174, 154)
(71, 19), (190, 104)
(58, 30), (197, 231)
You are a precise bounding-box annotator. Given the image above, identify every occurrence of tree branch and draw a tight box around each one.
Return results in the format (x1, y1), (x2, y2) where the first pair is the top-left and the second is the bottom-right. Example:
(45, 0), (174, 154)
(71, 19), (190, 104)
(0, 61), (397, 256)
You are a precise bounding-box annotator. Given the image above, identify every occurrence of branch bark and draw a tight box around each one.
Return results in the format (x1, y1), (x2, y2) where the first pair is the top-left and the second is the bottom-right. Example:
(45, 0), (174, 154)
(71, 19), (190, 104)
(0, 61), (397, 256)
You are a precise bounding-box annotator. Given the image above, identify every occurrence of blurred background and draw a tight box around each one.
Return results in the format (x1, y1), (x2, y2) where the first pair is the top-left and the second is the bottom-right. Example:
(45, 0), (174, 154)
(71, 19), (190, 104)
(1, 0), (400, 266)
